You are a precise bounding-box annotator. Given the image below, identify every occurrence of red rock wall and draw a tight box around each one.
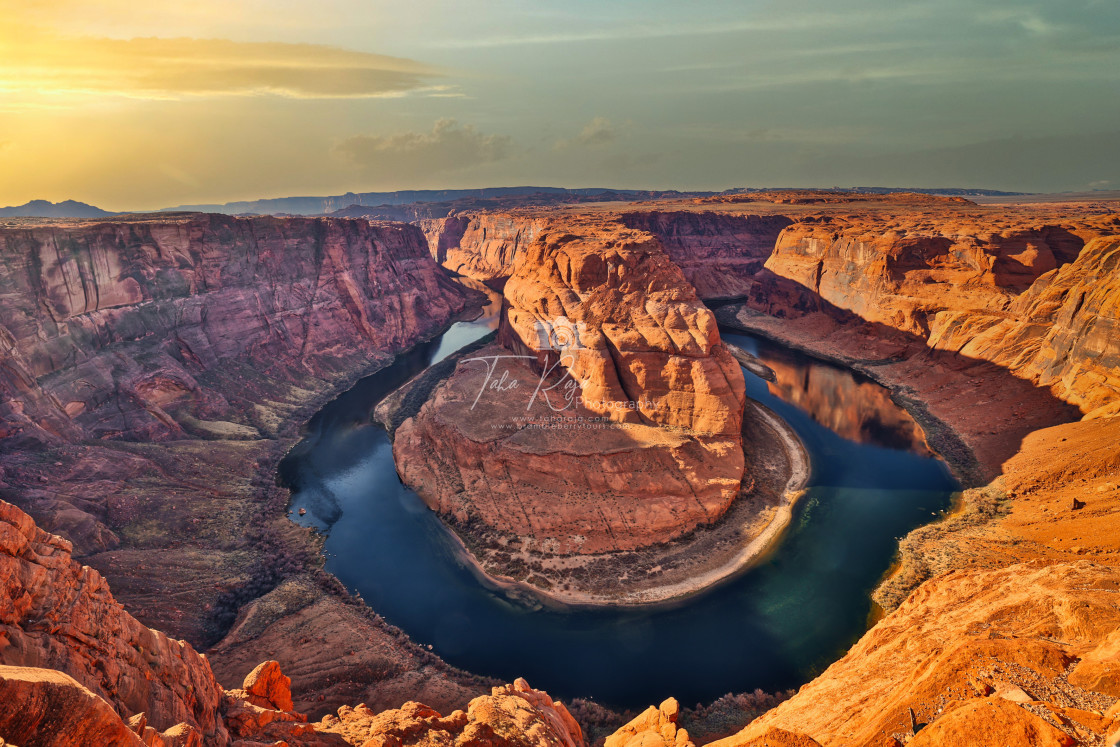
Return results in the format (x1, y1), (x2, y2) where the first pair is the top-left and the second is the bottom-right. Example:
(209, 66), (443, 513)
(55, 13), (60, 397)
(419, 213), (549, 285)
(927, 235), (1120, 417)
(396, 218), (748, 553)
(499, 225), (745, 435)
(759, 216), (1120, 415)
(0, 214), (478, 447)
(618, 211), (793, 299)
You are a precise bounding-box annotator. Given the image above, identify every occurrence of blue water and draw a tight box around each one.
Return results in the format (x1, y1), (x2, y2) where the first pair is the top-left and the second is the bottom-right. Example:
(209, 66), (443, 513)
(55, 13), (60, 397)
(282, 309), (958, 709)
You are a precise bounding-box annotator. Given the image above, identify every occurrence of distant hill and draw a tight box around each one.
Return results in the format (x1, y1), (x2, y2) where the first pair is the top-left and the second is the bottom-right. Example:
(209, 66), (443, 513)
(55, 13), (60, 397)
(160, 185), (1032, 217)
(326, 189), (697, 221)
(160, 187), (701, 216)
(0, 200), (114, 218)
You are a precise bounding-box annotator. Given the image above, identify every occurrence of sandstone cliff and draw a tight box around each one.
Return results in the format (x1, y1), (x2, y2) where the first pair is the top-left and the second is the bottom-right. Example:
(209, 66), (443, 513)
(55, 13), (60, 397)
(394, 219), (747, 565)
(1, 499), (228, 742)
(419, 214), (549, 285)
(754, 214), (1120, 417)
(618, 211), (792, 300)
(0, 214), (475, 446)
(0, 498), (587, 747)
(713, 561), (1120, 746)
(0, 213), (488, 717)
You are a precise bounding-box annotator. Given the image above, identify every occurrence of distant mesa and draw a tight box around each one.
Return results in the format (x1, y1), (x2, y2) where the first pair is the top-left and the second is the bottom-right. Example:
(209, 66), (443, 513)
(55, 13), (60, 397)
(156, 185), (1025, 217)
(0, 199), (114, 218)
(158, 186), (697, 217)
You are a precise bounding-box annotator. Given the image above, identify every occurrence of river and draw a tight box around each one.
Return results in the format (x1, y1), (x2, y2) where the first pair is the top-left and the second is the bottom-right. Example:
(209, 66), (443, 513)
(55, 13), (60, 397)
(282, 296), (958, 708)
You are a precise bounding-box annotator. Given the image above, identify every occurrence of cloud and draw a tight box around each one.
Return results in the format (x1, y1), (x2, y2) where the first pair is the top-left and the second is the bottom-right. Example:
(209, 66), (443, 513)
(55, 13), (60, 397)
(555, 117), (619, 150)
(335, 119), (512, 175)
(0, 25), (440, 100)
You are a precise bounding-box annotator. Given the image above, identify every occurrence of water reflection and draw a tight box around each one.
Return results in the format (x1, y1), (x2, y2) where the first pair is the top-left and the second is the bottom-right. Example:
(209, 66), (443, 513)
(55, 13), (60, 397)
(753, 339), (930, 455)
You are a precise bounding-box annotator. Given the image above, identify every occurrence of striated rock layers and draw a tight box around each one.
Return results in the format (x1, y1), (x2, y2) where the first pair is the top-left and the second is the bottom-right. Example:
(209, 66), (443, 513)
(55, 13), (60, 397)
(0, 213), (487, 717)
(419, 213), (549, 286)
(618, 211), (793, 300)
(394, 221), (746, 555)
(1, 497), (588, 747)
(0, 213), (476, 447)
(1, 498), (229, 742)
(753, 215), (1120, 417)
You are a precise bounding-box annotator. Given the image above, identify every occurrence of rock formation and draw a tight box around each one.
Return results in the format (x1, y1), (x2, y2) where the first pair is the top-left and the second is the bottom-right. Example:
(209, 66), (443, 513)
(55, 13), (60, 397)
(419, 213), (549, 285)
(605, 697), (694, 747)
(1, 496), (590, 747)
(0, 214), (476, 447)
(711, 561), (1120, 746)
(752, 214), (1120, 417)
(0, 213), (488, 716)
(498, 224), (745, 434)
(394, 219), (747, 563)
(394, 344), (744, 555)
(618, 211), (793, 300)
(0, 499), (227, 741)
(316, 678), (584, 747)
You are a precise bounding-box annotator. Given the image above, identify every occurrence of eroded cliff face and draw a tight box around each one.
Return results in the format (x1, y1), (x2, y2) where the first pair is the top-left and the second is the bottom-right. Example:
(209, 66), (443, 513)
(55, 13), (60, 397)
(1, 499), (229, 743)
(418, 214), (549, 286)
(499, 225), (745, 435)
(754, 215), (1120, 417)
(0, 214), (488, 718)
(394, 344), (744, 555)
(618, 211), (793, 300)
(0, 214), (474, 446)
(394, 220), (747, 559)
(1, 498), (589, 747)
(713, 560), (1120, 746)
(926, 234), (1120, 418)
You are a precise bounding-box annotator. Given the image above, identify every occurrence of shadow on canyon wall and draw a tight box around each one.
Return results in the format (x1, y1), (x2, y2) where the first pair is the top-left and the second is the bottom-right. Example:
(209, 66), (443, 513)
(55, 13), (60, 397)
(715, 269), (1083, 487)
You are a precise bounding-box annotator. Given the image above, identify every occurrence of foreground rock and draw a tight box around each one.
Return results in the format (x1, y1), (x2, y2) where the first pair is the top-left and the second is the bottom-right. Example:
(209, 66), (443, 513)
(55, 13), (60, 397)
(1, 495), (586, 747)
(0, 499), (227, 741)
(317, 678), (584, 747)
(713, 561), (1120, 746)
(0, 666), (148, 747)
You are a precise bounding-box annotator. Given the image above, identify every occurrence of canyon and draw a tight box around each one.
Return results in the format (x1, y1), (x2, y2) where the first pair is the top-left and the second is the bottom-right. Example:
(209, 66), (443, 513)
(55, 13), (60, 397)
(2, 192), (1119, 745)
(391, 218), (760, 599)
(0, 214), (493, 719)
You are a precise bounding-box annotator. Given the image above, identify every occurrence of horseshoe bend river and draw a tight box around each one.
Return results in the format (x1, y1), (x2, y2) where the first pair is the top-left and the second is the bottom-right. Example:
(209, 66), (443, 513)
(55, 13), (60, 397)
(281, 302), (958, 709)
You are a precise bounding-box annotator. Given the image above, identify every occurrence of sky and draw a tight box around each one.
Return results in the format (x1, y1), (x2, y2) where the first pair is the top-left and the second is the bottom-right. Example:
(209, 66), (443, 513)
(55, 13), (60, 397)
(1, 0), (1118, 210)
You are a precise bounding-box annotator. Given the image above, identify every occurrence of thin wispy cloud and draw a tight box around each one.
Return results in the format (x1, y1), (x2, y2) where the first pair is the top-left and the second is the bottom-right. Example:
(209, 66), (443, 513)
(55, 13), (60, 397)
(426, 9), (938, 49)
(0, 26), (441, 100)
(1, 0), (1117, 207)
